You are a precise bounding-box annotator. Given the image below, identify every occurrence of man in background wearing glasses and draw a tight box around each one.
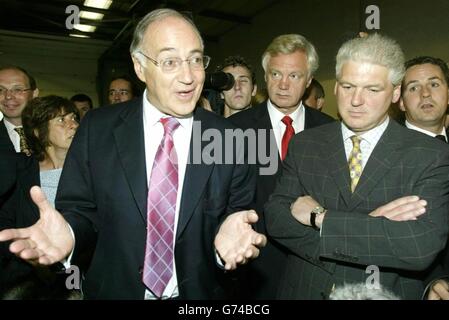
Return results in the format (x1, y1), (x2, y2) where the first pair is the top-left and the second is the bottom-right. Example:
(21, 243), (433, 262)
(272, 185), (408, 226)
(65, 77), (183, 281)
(0, 8), (266, 299)
(0, 66), (39, 153)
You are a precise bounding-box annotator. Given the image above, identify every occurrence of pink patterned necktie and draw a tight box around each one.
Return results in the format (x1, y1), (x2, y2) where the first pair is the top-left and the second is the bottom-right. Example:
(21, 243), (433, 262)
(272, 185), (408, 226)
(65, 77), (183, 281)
(143, 117), (180, 297)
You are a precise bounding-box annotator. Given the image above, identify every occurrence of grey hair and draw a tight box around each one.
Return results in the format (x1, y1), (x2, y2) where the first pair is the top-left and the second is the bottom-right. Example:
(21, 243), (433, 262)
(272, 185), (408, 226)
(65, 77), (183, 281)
(129, 8), (204, 64)
(329, 283), (400, 300)
(336, 33), (405, 86)
(261, 34), (319, 77)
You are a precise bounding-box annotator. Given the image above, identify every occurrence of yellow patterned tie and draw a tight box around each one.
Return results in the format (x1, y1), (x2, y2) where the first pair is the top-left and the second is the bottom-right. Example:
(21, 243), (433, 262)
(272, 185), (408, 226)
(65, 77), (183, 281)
(348, 135), (362, 192)
(14, 127), (30, 155)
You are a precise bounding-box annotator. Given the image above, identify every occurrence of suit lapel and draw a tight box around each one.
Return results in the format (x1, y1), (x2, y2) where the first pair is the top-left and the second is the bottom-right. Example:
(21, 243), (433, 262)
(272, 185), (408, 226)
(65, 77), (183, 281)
(304, 106), (315, 129)
(348, 120), (403, 210)
(256, 102), (281, 164)
(0, 120), (15, 152)
(113, 101), (147, 222)
(176, 108), (214, 239)
(324, 123), (352, 207)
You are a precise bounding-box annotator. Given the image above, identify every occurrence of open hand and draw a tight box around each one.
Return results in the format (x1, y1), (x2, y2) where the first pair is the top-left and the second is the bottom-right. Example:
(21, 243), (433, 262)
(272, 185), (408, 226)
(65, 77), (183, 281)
(214, 210), (267, 270)
(0, 186), (74, 265)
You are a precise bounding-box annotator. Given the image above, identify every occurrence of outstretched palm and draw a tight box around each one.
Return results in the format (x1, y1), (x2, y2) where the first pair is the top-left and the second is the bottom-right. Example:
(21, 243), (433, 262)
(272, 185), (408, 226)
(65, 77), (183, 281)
(0, 186), (74, 265)
(214, 210), (267, 270)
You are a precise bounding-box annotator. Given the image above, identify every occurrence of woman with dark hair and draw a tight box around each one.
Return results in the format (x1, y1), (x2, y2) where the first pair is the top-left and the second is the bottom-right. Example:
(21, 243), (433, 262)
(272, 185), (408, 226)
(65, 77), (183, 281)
(0, 95), (80, 299)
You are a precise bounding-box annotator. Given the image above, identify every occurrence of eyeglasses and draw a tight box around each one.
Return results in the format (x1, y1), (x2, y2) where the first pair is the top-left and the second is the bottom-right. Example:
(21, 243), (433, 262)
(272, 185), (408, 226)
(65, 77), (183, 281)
(138, 51), (211, 73)
(0, 87), (33, 97)
(109, 89), (130, 96)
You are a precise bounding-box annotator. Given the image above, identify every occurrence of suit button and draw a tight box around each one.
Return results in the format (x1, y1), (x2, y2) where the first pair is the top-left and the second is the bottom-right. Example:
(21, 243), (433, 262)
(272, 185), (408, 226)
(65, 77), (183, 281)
(138, 266), (143, 275)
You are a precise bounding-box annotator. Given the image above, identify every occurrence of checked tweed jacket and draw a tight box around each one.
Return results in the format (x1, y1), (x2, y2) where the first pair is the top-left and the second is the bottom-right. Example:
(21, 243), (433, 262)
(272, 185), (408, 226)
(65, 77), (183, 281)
(265, 119), (449, 300)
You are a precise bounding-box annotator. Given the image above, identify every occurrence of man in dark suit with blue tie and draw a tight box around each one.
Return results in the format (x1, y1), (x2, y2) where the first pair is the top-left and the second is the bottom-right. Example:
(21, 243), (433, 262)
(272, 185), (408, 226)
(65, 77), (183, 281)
(265, 34), (449, 299)
(230, 34), (334, 299)
(0, 8), (266, 299)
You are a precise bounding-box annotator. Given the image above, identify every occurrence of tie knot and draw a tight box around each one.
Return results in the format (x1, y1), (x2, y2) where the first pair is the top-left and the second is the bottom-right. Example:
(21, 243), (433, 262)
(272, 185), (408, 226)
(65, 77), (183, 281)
(282, 115), (293, 126)
(350, 135), (361, 146)
(14, 127), (24, 136)
(435, 134), (446, 142)
(160, 117), (180, 135)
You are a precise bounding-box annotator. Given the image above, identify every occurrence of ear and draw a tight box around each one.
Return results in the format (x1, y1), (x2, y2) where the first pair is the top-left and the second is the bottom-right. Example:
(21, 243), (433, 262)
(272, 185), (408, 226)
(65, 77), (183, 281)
(251, 84), (258, 97)
(399, 96), (406, 112)
(392, 85), (401, 103)
(132, 54), (146, 83)
(32, 88), (39, 98)
(264, 72), (268, 83)
(33, 128), (39, 139)
(317, 97), (324, 109)
(333, 81), (338, 95)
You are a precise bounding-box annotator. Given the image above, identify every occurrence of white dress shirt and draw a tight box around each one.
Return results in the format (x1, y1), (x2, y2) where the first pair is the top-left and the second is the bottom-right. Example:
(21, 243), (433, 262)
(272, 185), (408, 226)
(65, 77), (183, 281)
(405, 120), (448, 142)
(3, 118), (21, 152)
(142, 91), (193, 299)
(267, 100), (305, 158)
(342, 117), (389, 170)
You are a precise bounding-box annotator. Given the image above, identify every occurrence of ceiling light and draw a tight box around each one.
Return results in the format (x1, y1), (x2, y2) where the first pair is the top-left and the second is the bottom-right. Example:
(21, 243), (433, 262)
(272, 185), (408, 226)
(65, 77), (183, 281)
(84, 0), (112, 10)
(80, 11), (104, 20)
(70, 34), (91, 38)
(74, 24), (97, 33)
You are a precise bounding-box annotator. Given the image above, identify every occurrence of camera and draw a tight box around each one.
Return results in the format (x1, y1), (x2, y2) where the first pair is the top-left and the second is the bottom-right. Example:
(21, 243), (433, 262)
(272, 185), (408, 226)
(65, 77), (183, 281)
(204, 71), (235, 91)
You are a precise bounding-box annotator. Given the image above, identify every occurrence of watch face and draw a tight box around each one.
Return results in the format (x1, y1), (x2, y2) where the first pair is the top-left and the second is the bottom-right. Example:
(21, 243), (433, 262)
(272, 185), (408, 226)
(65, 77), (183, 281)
(313, 206), (325, 214)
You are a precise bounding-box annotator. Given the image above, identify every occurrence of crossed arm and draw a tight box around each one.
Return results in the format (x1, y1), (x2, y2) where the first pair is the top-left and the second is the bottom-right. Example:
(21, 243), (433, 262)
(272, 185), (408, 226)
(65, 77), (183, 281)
(265, 144), (449, 273)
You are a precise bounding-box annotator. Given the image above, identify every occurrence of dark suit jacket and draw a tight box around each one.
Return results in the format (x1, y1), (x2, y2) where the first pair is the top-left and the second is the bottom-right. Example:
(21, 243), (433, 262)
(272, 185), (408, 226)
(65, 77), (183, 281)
(400, 121), (449, 293)
(265, 120), (449, 300)
(0, 125), (17, 207)
(0, 120), (15, 153)
(0, 157), (38, 291)
(56, 99), (256, 299)
(229, 102), (334, 298)
(0, 156), (81, 299)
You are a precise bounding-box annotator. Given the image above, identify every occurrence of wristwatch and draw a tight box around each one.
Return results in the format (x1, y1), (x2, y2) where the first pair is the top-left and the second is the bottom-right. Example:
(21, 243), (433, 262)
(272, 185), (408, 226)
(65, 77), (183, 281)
(310, 205), (326, 230)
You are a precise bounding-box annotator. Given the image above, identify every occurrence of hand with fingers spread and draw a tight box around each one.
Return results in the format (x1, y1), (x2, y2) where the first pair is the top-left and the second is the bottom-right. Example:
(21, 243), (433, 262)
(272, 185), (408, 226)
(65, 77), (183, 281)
(214, 210), (267, 271)
(0, 186), (74, 265)
(427, 279), (449, 300)
(369, 195), (427, 221)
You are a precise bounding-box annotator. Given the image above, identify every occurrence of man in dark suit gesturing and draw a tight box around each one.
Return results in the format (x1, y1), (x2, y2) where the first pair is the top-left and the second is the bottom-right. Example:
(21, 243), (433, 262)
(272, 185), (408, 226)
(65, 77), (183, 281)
(230, 34), (333, 299)
(0, 9), (266, 299)
(265, 34), (449, 299)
